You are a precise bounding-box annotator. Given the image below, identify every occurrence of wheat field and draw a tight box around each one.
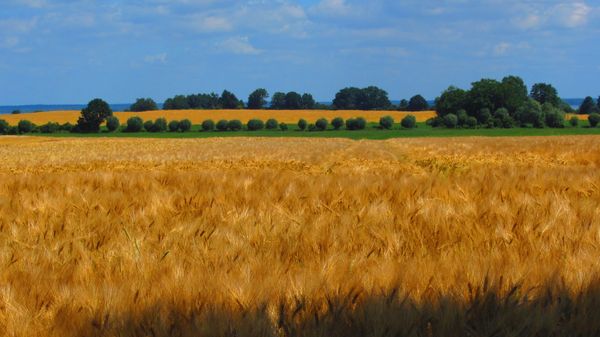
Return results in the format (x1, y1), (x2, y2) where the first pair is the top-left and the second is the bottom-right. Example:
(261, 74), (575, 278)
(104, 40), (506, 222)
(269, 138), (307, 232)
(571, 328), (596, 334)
(1, 135), (600, 336)
(0, 109), (436, 125)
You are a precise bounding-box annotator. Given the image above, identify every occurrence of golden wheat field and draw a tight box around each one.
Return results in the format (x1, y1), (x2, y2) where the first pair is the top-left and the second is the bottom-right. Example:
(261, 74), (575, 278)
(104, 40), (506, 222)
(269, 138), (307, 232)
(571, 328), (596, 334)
(1, 135), (600, 336)
(0, 109), (436, 125)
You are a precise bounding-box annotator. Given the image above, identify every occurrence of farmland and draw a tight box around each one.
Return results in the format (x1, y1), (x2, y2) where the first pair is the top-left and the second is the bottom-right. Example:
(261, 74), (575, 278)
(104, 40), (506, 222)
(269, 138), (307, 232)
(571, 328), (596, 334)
(1, 135), (600, 336)
(0, 109), (437, 125)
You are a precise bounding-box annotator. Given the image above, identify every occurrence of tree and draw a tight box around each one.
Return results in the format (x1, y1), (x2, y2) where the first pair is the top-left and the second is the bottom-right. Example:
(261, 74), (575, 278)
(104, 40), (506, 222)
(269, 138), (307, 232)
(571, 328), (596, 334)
(0, 120), (9, 134)
(271, 92), (287, 109)
(285, 92), (303, 109)
(202, 120), (215, 131)
(315, 118), (328, 131)
(106, 116), (120, 132)
(589, 113), (600, 127)
(466, 79), (503, 116)
(530, 83), (560, 107)
(216, 120), (229, 131)
(76, 98), (113, 133)
(301, 93), (316, 109)
(333, 87), (362, 109)
(579, 96), (599, 114)
(125, 116), (144, 132)
(130, 98), (158, 112)
(407, 95), (429, 111)
(361, 86), (391, 110)
(401, 115), (417, 129)
(514, 99), (544, 127)
(247, 119), (265, 131)
(331, 117), (344, 130)
(265, 119), (278, 130)
(168, 120), (180, 132)
(500, 76), (528, 113)
(179, 119), (192, 132)
(379, 116), (394, 129)
(18, 120), (34, 133)
(443, 114), (458, 128)
(298, 119), (307, 131)
(598, 96), (600, 111)
(247, 89), (269, 109)
(434, 86), (467, 117)
(219, 90), (241, 109)
(398, 99), (409, 111)
(163, 95), (190, 110)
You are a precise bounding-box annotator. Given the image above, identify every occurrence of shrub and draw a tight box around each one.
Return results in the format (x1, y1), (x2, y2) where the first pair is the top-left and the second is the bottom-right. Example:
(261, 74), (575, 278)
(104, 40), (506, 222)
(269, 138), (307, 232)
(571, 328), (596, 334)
(18, 120), (34, 133)
(179, 119), (192, 132)
(298, 118), (307, 131)
(279, 123), (288, 131)
(126, 116), (144, 132)
(346, 117), (367, 130)
(216, 120), (229, 131)
(379, 116), (394, 129)
(477, 108), (492, 125)
(331, 117), (344, 130)
(60, 122), (74, 132)
(168, 120), (180, 132)
(228, 119), (242, 131)
(144, 120), (154, 132)
(443, 114), (458, 128)
(457, 109), (468, 127)
(106, 116), (120, 132)
(588, 113), (600, 127)
(265, 118), (278, 130)
(569, 116), (579, 127)
(40, 122), (60, 134)
(202, 119), (215, 131)
(247, 119), (265, 131)
(401, 115), (417, 129)
(308, 123), (317, 132)
(465, 116), (478, 129)
(315, 118), (328, 131)
(153, 118), (168, 132)
(11, 110), (20, 114)
(0, 120), (9, 134)
(426, 117), (442, 127)
(7, 126), (18, 135)
(493, 108), (515, 128)
(545, 109), (565, 128)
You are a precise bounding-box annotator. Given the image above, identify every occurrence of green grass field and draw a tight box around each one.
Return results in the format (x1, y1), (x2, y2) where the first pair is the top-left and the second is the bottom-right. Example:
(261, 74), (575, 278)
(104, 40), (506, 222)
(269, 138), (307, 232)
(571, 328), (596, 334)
(29, 122), (600, 140)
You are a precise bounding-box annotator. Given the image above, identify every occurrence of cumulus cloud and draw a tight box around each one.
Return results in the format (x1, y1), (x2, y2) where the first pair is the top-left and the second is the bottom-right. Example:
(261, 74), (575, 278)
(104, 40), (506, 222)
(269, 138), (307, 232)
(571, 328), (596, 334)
(215, 36), (261, 55)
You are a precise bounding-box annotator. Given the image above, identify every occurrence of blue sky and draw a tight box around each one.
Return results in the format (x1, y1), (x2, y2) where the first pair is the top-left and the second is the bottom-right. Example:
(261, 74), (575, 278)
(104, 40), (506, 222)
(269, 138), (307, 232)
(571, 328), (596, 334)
(0, 0), (598, 104)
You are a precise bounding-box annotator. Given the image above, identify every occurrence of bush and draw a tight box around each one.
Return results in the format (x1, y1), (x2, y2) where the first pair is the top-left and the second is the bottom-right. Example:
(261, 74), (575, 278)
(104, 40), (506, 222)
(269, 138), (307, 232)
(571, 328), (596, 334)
(569, 116), (579, 127)
(179, 119), (192, 132)
(144, 120), (154, 132)
(493, 108), (515, 128)
(298, 119), (307, 131)
(0, 120), (9, 134)
(60, 122), (74, 132)
(40, 122), (60, 134)
(126, 116), (144, 132)
(477, 108), (492, 125)
(401, 115), (417, 129)
(315, 118), (328, 131)
(346, 117), (367, 130)
(589, 113), (600, 127)
(545, 109), (565, 128)
(265, 118), (278, 130)
(308, 123), (317, 132)
(279, 123), (288, 131)
(7, 126), (18, 135)
(457, 109), (468, 127)
(216, 120), (229, 131)
(228, 119), (242, 131)
(443, 114), (458, 128)
(379, 115), (394, 129)
(202, 119), (215, 131)
(465, 116), (478, 129)
(426, 117), (442, 127)
(18, 120), (34, 133)
(153, 118), (168, 132)
(331, 117), (344, 130)
(247, 119), (265, 131)
(11, 110), (20, 115)
(106, 116), (120, 132)
(168, 120), (180, 132)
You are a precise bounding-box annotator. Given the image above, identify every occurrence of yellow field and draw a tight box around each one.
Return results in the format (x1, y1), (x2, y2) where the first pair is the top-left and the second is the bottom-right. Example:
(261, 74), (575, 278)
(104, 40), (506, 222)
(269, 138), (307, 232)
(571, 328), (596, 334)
(0, 109), (436, 125)
(1, 136), (600, 336)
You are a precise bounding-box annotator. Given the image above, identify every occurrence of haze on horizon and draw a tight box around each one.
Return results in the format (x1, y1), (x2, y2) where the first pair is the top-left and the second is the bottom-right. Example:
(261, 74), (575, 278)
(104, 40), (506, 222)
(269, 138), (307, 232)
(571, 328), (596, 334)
(0, 0), (598, 105)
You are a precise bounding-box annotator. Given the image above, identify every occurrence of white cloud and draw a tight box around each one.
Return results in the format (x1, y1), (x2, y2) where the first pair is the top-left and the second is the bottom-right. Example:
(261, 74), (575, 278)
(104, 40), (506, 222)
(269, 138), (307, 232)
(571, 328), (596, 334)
(216, 36), (261, 55)
(190, 15), (233, 32)
(311, 0), (352, 16)
(144, 53), (168, 64)
(550, 2), (591, 28)
(493, 42), (511, 56)
(514, 2), (592, 30)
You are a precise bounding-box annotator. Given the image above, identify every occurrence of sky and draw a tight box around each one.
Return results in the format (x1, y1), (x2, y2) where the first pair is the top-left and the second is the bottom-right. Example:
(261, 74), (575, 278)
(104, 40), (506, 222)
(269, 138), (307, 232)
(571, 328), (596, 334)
(0, 0), (599, 105)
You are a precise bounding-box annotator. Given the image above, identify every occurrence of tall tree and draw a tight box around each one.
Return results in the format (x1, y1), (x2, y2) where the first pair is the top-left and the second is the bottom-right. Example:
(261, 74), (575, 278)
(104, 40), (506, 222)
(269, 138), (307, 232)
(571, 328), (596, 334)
(398, 99), (409, 110)
(333, 87), (362, 109)
(530, 83), (560, 107)
(163, 95), (190, 110)
(301, 93), (316, 109)
(434, 86), (467, 117)
(271, 92), (287, 109)
(76, 98), (113, 133)
(579, 96), (599, 114)
(500, 75), (528, 113)
(361, 86), (391, 110)
(130, 98), (158, 112)
(407, 95), (429, 111)
(466, 79), (503, 116)
(219, 90), (240, 109)
(247, 89), (269, 109)
(285, 92), (303, 109)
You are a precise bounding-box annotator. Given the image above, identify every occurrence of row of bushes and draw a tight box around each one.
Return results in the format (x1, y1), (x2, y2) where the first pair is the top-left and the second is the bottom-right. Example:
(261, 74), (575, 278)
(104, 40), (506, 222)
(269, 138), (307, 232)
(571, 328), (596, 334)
(0, 120), (75, 134)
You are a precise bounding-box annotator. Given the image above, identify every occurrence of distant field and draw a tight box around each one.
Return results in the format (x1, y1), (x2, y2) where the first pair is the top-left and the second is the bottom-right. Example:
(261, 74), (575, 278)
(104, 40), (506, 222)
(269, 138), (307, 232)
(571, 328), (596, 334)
(1, 136), (600, 336)
(0, 109), (437, 125)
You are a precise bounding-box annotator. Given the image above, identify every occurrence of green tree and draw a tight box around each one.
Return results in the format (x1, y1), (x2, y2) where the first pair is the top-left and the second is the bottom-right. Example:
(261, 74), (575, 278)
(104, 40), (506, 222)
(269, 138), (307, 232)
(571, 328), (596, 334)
(227, 119), (242, 131)
(168, 120), (180, 132)
(298, 118), (307, 131)
(0, 120), (9, 134)
(219, 90), (241, 109)
(315, 118), (328, 131)
(514, 99), (544, 127)
(216, 120), (229, 131)
(130, 98), (158, 112)
(125, 116), (144, 132)
(466, 79), (503, 116)
(379, 116), (394, 129)
(265, 118), (278, 130)
(434, 86), (467, 117)
(500, 75), (528, 113)
(443, 114), (458, 128)
(301, 93), (316, 109)
(333, 87), (362, 109)
(106, 116), (120, 132)
(361, 86), (391, 110)
(202, 120), (215, 131)
(271, 92), (287, 109)
(331, 117), (344, 130)
(401, 115), (417, 129)
(589, 113), (600, 127)
(579, 96), (599, 114)
(144, 120), (154, 132)
(247, 89), (269, 109)
(530, 83), (560, 107)
(179, 119), (192, 132)
(398, 99), (409, 111)
(247, 119), (265, 131)
(407, 95), (429, 111)
(163, 95), (190, 110)
(76, 98), (113, 132)
(285, 92), (303, 109)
